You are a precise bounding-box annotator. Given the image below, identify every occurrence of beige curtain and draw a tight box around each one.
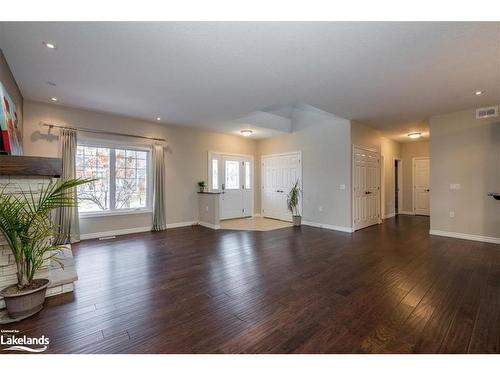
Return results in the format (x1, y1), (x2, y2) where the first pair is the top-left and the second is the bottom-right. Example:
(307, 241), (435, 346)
(54, 128), (80, 244)
(152, 144), (167, 231)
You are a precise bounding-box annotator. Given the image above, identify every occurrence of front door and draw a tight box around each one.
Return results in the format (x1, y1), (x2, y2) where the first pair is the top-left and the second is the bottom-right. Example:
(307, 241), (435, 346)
(413, 157), (430, 215)
(353, 147), (380, 231)
(220, 155), (252, 219)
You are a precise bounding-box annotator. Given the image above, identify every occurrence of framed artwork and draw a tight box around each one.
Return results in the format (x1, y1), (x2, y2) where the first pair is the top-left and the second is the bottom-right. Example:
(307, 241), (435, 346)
(0, 81), (22, 155)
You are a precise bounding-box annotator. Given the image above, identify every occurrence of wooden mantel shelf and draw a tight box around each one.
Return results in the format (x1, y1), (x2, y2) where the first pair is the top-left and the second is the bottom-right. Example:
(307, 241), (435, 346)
(0, 155), (63, 177)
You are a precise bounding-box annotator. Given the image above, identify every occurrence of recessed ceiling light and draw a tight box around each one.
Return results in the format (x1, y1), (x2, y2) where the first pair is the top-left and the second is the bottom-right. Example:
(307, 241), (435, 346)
(43, 42), (56, 49)
(241, 129), (253, 137)
(407, 132), (421, 139)
(50, 97), (58, 102)
(156, 117), (161, 121)
(475, 90), (484, 96)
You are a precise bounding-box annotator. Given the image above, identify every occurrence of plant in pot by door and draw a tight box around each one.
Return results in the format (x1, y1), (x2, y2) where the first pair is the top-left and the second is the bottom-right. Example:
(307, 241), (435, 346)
(0, 178), (93, 321)
(197, 181), (206, 193)
(287, 179), (302, 226)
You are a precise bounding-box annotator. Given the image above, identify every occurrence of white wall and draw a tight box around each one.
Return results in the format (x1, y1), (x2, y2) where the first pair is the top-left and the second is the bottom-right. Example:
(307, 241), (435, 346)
(258, 105), (352, 229)
(430, 107), (500, 240)
(380, 138), (401, 217)
(23, 100), (258, 237)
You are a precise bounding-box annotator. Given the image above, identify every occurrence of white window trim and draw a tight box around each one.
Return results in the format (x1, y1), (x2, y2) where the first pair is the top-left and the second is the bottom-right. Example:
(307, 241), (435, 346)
(77, 141), (153, 218)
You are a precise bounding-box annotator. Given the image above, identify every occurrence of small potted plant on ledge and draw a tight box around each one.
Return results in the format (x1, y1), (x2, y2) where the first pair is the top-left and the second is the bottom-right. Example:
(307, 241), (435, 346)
(287, 179), (302, 226)
(0, 178), (93, 321)
(197, 181), (206, 193)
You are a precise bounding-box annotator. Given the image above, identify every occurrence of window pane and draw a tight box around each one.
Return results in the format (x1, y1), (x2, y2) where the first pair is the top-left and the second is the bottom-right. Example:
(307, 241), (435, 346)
(212, 159), (219, 190)
(115, 149), (148, 209)
(245, 161), (251, 189)
(225, 160), (240, 189)
(76, 145), (110, 212)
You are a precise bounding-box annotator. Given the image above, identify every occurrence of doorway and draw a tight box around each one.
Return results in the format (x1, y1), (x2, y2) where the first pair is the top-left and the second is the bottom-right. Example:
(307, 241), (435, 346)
(413, 157), (430, 216)
(352, 146), (381, 231)
(394, 159), (402, 215)
(261, 151), (302, 221)
(208, 152), (253, 220)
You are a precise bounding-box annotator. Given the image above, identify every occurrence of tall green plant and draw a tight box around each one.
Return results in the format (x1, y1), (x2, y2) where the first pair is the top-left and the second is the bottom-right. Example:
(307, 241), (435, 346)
(0, 178), (94, 290)
(287, 179), (301, 217)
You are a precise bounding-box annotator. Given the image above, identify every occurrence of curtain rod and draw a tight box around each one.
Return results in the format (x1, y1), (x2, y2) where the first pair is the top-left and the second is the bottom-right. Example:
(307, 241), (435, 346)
(41, 122), (166, 142)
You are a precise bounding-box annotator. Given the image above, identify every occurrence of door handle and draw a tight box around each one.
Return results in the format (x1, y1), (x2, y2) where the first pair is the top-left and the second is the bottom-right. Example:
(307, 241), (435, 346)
(426, 189), (430, 192)
(365, 191), (372, 194)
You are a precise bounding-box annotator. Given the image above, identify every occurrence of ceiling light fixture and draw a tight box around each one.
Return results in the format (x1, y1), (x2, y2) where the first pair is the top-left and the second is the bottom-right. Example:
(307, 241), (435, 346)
(156, 117), (161, 121)
(475, 90), (484, 96)
(50, 97), (58, 102)
(240, 129), (253, 137)
(407, 132), (421, 139)
(43, 42), (56, 49)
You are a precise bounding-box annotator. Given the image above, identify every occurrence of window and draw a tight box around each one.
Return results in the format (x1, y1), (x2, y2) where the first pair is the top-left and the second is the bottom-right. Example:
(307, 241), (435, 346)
(212, 159), (219, 190)
(244, 161), (251, 189)
(76, 144), (150, 214)
(225, 160), (240, 189)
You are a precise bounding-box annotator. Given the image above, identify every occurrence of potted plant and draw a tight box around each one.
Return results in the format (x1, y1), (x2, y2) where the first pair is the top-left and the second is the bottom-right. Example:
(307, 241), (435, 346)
(197, 181), (206, 193)
(287, 179), (302, 226)
(0, 178), (93, 320)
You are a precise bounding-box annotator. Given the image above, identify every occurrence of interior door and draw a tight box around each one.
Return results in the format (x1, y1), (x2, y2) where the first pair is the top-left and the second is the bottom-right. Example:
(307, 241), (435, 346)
(220, 156), (252, 219)
(413, 157), (430, 215)
(353, 147), (380, 231)
(261, 152), (301, 221)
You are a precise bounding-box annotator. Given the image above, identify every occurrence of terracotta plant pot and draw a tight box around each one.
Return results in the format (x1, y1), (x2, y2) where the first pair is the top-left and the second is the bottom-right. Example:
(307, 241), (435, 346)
(0, 279), (50, 320)
(292, 216), (302, 226)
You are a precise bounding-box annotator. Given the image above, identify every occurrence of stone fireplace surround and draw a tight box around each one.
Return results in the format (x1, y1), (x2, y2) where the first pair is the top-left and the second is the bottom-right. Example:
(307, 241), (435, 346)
(0, 173), (78, 310)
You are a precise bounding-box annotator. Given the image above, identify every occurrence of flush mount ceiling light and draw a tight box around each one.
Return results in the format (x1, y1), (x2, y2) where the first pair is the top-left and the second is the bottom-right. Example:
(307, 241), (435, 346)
(50, 97), (58, 102)
(407, 132), (421, 139)
(156, 117), (161, 121)
(475, 90), (484, 96)
(241, 129), (253, 137)
(43, 41), (56, 49)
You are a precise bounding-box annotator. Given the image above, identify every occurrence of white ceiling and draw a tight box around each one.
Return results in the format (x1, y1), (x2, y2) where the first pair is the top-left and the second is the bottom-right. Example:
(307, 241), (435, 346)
(0, 22), (499, 141)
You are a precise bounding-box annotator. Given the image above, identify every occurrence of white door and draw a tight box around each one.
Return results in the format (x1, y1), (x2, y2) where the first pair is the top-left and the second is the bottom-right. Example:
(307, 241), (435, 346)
(261, 152), (302, 221)
(413, 157), (430, 215)
(353, 147), (380, 231)
(220, 155), (252, 219)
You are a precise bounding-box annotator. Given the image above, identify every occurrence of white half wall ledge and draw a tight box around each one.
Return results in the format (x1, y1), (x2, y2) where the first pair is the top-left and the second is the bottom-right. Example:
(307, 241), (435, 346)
(198, 221), (221, 230)
(302, 221), (354, 233)
(429, 229), (500, 245)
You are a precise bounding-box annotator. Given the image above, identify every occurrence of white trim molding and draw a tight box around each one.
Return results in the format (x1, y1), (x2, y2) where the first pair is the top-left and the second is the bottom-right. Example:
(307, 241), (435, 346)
(383, 212), (396, 219)
(198, 221), (220, 230)
(398, 211), (415, 215)
(429, 229), (500, 244)
(80, 226), (152, 240)
(166, 221), (198, 229)
(80, 221), (198, 240)
(302, 220), (354, 233)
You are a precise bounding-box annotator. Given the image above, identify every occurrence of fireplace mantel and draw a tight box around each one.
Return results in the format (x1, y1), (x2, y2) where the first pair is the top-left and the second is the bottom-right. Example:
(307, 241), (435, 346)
(0, 155), (62, 177)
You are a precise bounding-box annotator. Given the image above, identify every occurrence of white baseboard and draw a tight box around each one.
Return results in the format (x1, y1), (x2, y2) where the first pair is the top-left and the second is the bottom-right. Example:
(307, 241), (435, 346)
(429, 229), (500, 244)
(383, 212), (396, 219)
(80, 221), (198, 240)
(80, 226), (152, 240)
(302, 220), (354, 233)
(253, 213), (262, 218)
(398, 211), (415, 215)
(166, 221), (198, 229)
(198, 221), (220, 230)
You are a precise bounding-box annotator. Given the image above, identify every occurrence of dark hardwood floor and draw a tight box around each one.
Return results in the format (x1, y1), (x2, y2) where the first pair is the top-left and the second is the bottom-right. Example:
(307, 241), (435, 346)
(2, 215), (499, 353)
